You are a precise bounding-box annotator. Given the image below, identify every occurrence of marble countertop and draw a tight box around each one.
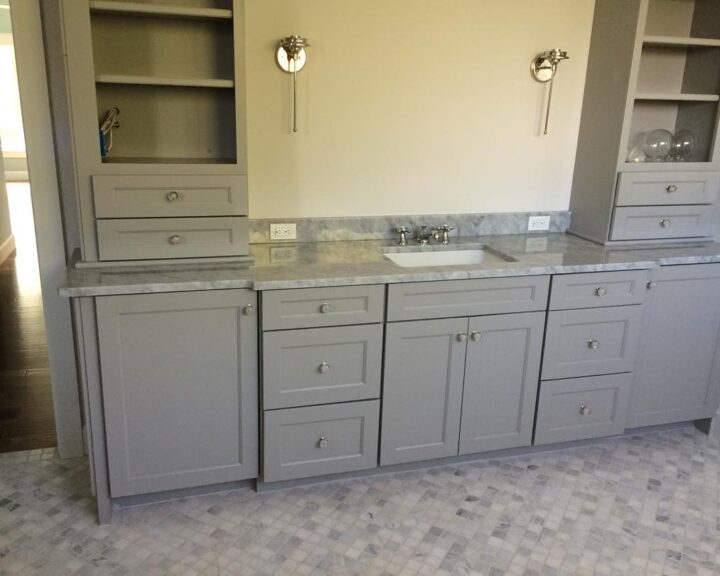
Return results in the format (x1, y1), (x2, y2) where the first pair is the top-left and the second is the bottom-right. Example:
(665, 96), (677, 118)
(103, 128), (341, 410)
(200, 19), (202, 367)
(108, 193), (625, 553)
(59, 234), (720, 297)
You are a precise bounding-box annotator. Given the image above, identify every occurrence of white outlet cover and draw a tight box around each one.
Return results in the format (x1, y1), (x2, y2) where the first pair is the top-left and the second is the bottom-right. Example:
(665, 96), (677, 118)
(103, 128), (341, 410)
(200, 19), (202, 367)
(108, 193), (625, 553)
(270, 223), (297, 241)
(528, 215), (551, 232)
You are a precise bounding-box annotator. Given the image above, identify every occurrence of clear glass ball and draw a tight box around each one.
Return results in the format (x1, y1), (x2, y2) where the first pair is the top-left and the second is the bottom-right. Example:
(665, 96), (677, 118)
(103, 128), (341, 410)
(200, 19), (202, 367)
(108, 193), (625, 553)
(669, 129), (696, 162)
(643, 129), (674, 162)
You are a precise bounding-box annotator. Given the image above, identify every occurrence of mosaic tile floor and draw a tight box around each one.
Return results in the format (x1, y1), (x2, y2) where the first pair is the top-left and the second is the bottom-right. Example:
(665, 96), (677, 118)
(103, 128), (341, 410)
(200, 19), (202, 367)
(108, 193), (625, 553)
(1, 427), (719, 576)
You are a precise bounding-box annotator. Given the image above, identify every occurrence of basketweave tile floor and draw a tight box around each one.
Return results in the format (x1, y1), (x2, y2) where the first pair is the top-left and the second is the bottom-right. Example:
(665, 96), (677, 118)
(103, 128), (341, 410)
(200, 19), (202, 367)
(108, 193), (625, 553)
(1, 427), (719, 576)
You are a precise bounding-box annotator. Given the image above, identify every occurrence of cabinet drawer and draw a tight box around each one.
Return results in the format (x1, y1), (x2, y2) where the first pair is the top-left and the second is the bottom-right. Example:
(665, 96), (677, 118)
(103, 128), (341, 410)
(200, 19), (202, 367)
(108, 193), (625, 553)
(534, 374), (631, 445)
(262, 285), (385, 330)
(615, 171), (719, 206)
(263, 325), (383, 409)
(263, 400), (379, 482)
(387, 276), (550, 321)
(542, 306), (642, 380)
(550, 270), (648, 310)
(97, 217), (248, 261)
(93, 175), (248, 218)
(610, 206), (715, 241)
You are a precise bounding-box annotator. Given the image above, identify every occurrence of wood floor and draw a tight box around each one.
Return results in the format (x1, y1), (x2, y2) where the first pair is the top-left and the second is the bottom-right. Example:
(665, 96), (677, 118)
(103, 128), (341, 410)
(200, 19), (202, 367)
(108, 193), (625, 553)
(0, 252), (56, 452)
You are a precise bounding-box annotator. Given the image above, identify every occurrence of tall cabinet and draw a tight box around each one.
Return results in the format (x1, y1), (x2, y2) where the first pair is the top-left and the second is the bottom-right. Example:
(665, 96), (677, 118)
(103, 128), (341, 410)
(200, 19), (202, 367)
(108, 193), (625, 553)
(570, 0), (720, 245)
(55, 0), (249, 265)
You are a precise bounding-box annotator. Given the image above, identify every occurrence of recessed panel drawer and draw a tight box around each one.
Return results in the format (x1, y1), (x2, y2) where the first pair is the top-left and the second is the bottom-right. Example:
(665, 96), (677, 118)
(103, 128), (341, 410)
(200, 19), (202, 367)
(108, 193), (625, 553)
(93, 175), (248, 218)
(261, 285), (385, 330)
(615, 171), (719, 206)
(534, 373), (631, 445)
(550, 270), (648, 310)
(97, 217), (248, 261)
(263, 400), (379, 482)
(610, 206), (715, 241)
(542, 306), (643, 380)
(386, 276), (550, 321)
(263, 325), (383, 409)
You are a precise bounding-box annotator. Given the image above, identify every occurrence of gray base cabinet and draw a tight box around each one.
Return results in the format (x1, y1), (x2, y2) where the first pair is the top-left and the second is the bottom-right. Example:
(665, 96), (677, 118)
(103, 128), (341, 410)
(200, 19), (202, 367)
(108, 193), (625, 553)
(629, 264), (720, 428)
(96, 290), (258, 497)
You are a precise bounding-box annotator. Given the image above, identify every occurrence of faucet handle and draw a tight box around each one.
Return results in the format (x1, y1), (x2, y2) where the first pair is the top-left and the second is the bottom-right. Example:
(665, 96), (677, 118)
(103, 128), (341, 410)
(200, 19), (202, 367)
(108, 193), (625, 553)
(395, 226), (410, 246)
(433, 224), (455, 244)
(438, 224), (455, 232)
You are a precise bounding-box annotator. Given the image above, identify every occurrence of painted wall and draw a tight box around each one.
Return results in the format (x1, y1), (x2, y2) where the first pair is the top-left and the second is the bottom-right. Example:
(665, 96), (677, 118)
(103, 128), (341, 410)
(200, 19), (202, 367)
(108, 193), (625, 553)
(245, 0), (595, 219)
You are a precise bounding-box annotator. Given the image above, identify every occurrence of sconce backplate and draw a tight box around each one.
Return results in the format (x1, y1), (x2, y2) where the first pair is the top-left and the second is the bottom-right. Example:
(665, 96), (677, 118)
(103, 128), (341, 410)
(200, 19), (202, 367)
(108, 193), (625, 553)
(276, 47), (307, 73)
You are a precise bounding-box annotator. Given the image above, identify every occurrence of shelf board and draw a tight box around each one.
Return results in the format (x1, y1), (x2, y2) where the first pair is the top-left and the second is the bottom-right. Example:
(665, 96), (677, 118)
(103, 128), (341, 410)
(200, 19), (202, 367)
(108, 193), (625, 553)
(95, 75), (234, 89)
(102, 157), (237, 165)
(622, 162), (717, 172)
(635, 93), (720, 102)
(89, 1), (232, 20)
(643, 35), (720, 48)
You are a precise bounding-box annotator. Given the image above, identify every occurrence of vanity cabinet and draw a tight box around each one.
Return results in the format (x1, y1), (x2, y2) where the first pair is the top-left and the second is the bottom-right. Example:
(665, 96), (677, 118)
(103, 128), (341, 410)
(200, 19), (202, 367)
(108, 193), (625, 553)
(629, 263), (720, 427)
(95, 289), (258, 497)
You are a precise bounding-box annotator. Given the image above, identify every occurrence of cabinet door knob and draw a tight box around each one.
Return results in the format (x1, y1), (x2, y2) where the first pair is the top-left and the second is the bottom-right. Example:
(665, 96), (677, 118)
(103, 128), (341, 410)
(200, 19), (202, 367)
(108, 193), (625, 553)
(166, 190), (180, 202)
(660, 218), (672, 228)
(580, 405), (592, 416)
(595, 287), (607, 297)
(666, 184), (677, 193)
(169, 234), (182, 245)
(319, 302), (331, 314)
(646, 281), (656, 290)
(457, 333), (467, 342)
(471, 331), (482, 342)
(318, 436), (328, 449)
(587, 339), (600, 350)
(319, 362), (330, 374)
(243, 304), (255, 315)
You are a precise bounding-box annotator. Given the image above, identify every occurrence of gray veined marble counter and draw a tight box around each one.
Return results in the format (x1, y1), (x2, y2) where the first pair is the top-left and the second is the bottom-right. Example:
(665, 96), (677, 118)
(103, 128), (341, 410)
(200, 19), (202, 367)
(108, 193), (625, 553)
(59, 233), (720, 297)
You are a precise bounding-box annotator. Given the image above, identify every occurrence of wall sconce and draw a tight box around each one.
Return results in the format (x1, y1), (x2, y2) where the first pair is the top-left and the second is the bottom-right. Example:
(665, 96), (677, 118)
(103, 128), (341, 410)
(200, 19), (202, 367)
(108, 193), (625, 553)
(531, 49), (569, 135)
(276, 35), (310, 133)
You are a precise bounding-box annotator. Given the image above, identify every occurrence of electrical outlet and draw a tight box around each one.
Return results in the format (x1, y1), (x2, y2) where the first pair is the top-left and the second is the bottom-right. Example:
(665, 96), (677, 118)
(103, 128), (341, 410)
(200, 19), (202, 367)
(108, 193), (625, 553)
(270, 246), (298, 264)
(528, 215), (551, 232)
(269, 223), (297, 241)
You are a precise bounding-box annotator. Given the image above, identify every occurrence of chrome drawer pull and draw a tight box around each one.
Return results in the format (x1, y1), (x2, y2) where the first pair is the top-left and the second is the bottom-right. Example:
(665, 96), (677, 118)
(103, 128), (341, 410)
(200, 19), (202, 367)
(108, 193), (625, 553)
(243, 304), (255, 316)
(660, 218), (672, 228)
(646, 281), (656, 290)
(318, 362), (330, 374)
(470, 331), (482, 342)
(666, 184), (677, 193)
(579, 405), (591, 416)
(457, 333), (467, 342)
(594, 287), (607, 297)
(587, 339), (600, 350)
(318, 436), (328, 449)
(169, 235), (182, 245)
(166, 191), (180, 202)
(319, 302), (331, 314)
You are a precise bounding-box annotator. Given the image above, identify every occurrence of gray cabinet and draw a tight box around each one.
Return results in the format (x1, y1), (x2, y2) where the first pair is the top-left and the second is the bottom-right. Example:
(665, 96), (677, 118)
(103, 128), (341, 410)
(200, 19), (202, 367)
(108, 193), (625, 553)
(629, 264), (720, 427)
(96, 290), (258, 497)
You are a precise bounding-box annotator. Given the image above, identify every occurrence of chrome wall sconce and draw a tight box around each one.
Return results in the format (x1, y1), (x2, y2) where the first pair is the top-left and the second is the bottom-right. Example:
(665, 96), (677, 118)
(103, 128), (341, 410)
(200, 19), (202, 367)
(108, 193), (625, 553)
(531, 49), (569, 135)
(276, 35), (310, 133)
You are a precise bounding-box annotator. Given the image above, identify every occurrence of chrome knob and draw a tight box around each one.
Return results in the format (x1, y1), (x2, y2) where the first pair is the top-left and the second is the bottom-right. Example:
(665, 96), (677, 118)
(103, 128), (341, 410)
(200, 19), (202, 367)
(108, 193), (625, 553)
(580, 405), (591, 416)
(588, 339), (600, 350)
(660, 218), (672, 228)
(319, 302), (331, 314)
(595, 287), (607, 297)
(471, 331), (482, 342)
(646, 281), (656, 290)
(166, 190), (180, 202)
(243, 304), (255, 315)
(457, 333), (467, 342)
(319, 362), (330, 374)
(318, 436), (328, 449)
(169, 235), (181, 245)
(666, 184), (677, 193)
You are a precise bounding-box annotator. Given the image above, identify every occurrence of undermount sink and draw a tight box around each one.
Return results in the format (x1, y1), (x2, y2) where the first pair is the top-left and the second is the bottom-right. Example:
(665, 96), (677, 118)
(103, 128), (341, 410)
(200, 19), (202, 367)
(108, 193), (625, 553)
(383, 246), (517, 268)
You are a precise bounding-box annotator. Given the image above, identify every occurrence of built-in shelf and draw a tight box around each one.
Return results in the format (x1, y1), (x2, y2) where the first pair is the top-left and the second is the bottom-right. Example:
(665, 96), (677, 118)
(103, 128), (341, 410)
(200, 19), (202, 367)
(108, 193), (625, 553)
(89, 1), (232, 20)
(101, 156), (236, 165)
(643, 35), (720, 48)
(622, 161), (715, 171)
(95, 75), (234, 89)
(635, 93), (720, 102)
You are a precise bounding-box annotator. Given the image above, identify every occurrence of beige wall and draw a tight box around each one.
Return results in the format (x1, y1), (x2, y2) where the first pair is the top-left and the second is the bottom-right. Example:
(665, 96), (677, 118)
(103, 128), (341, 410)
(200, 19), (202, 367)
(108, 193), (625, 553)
(245, 0), (595, 219)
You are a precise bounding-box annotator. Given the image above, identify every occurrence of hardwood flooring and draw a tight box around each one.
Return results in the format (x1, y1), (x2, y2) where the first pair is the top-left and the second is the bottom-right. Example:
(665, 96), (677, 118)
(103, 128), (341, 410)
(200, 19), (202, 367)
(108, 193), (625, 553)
(0, 252), (56, 452)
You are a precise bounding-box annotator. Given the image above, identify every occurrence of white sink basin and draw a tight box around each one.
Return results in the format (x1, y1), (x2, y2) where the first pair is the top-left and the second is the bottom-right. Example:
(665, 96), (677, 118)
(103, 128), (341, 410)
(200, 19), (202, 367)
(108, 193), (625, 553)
(384, 247), (515, 268)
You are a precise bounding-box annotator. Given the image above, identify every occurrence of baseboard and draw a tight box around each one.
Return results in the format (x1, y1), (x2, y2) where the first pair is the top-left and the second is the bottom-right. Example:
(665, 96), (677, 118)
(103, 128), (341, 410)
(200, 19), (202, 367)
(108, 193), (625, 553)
(0, 234), (15, 264)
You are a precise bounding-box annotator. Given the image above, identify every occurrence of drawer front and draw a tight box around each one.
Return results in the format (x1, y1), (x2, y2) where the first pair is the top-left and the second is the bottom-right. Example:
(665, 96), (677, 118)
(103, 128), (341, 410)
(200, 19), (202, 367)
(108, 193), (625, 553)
(534, 373), (631, 445)
(262, 285), (385, 330)
(97, 217), (248, 261)
(542, 306), (643, 380)
(610, 206), (715, 241)
(263, 325), (383, 409)
(616, 171), (719, 206)
(387, 276), (550, 321)
(93, 175), (248, 218)
(263, 400), (379, 482)
(550, 270), (648, 310)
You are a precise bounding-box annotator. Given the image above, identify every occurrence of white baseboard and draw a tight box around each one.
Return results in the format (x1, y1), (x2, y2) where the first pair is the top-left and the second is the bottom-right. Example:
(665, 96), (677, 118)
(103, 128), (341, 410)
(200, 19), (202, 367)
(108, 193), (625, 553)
(0, 234), (16, 264)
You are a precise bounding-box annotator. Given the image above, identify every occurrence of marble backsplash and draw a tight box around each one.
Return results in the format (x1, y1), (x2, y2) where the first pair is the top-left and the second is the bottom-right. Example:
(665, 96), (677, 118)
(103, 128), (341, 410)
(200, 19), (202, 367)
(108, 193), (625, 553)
(249, 211), (571, 244)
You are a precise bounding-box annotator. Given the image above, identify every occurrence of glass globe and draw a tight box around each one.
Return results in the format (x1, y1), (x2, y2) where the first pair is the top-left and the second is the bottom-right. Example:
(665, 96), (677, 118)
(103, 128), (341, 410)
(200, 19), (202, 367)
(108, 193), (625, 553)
(669, 129), (696, 162)
(643, 129), (674, 162)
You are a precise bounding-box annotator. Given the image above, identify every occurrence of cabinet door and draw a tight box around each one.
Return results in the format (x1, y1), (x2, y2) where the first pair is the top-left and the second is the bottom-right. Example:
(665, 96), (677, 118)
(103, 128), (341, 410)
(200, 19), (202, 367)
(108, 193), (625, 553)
(380, 318), (468, 465)
(629, 264), (720, 428)
(96, 290), (258, 497)
(459, 312), (544, 454)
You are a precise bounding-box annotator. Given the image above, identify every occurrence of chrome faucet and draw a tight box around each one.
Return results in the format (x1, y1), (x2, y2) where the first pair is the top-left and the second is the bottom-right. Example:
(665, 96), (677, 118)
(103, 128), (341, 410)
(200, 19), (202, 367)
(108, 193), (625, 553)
(432, 225), (455, 245)
(415, 225), (434, 245)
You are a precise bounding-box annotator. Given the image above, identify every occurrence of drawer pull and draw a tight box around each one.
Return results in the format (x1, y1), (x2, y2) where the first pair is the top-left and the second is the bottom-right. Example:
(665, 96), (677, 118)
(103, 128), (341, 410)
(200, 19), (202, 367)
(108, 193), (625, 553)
(594, 287), (607, 297)
(470, 331), (482, 342)
(166, 190), (180, 202)
(646, 281), (656, 290)
(243, 304), (255, 315)
(579, 405), (592, 416)
(168, 234), (182, 245)
(587, 339), (600, 350)
(665, 184), (677, 193)
(319, 302), (331, 314)
(318, 436), (328, 449)
(318, 362), (330, 374)
(659, 218), (672, 228)
(457, 333), (467, 342)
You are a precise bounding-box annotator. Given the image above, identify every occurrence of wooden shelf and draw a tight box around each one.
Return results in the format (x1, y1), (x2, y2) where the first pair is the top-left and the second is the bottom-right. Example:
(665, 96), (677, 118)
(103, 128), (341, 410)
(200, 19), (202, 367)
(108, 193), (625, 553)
(89, 1), (232, 20)
(101, 157), (236, 165)
(643, 35), (720, 48)
(635, 93), (720, 102)
(95, 75), (234, 89)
